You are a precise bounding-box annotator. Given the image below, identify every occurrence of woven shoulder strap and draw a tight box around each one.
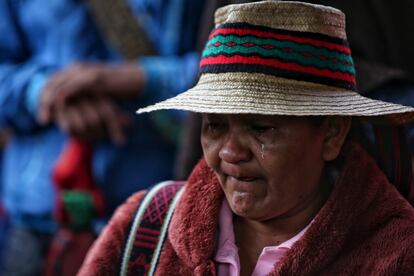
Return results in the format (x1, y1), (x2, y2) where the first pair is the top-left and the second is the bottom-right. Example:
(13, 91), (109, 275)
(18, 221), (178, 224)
(120, 181), (186, 276)
(87, 0), (154, 59)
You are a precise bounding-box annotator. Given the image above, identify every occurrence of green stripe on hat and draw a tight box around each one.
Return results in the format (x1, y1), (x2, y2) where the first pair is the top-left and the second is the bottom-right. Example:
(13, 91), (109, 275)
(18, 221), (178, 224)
(203, 35), (355, 75)
(206, 35), (353, 63)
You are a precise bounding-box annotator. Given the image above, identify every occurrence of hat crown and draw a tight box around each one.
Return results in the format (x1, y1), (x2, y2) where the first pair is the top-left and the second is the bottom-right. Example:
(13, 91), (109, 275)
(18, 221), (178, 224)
(214, 1), (346, 39)
(201, 0), (356, 91)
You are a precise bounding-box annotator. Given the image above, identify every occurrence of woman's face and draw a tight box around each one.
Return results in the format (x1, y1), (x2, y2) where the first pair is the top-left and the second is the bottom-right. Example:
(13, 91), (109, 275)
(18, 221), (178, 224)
(201, 113), (334, 222)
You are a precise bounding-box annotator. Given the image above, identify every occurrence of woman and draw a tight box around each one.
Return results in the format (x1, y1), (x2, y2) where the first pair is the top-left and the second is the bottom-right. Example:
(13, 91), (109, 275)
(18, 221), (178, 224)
(79, 1), (414, 275)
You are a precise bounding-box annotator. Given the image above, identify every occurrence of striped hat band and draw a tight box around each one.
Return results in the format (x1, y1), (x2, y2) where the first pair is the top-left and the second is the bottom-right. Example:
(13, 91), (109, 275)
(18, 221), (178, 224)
(201, 22), (356, 91)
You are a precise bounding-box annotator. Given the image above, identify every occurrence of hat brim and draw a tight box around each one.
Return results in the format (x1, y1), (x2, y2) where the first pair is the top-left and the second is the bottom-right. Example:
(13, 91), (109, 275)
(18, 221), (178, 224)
(137, 73), (414, 125)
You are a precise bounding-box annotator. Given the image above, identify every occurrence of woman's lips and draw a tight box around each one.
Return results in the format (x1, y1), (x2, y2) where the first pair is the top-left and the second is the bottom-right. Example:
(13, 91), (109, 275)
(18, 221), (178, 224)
(232, 176), (258, 182)
(226, 175), (262, 186)
(220, 165), (263, 189)
(221, 166), (260, 182)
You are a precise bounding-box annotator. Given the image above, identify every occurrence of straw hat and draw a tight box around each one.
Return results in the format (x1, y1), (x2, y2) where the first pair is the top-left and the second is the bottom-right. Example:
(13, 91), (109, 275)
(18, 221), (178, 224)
(138, 1), (414, 124)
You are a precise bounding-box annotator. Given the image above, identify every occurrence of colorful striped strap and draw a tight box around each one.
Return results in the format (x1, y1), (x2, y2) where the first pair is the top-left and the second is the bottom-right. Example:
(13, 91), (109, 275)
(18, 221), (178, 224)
(120, 181), (186, 276)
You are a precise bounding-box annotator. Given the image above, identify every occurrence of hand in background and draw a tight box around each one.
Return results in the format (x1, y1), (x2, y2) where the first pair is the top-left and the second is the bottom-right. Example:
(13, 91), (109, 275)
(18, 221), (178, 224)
(37, 63), (144, 144)
(54, 97), (131, 145)
(38, 63), (145, 124)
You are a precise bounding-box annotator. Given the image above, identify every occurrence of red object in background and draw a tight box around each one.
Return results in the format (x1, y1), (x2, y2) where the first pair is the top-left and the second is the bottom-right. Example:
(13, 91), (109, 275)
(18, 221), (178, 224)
(45, 139), (106, 276)
(52, 139), (105, 225)
(45, 229), (96, 276)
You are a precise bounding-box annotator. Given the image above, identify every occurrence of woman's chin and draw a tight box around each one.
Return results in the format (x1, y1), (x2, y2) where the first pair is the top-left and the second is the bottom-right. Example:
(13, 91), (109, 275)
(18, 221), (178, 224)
(229, 191), (257, 216)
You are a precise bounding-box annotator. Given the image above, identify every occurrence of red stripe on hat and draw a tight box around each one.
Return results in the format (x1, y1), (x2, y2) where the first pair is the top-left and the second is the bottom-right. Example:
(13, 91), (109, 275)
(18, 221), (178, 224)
(200, 55), (356, 84)
(209, 28), (351, 55)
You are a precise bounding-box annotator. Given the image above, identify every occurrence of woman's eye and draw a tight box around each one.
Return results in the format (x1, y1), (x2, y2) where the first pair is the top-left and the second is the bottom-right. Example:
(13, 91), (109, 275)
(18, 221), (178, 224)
(204, 122), (225, 134)
(201, 115), (226, 137)
(250, 125), (280, 144)
(207, 122), (221, 130)
(251, 125), (273, 134)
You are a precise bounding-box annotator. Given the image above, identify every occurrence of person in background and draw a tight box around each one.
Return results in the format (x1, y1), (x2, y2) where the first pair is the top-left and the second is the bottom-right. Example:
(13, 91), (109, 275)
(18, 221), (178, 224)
(79, 2), (414, 275)
(0, 0), (204, 275)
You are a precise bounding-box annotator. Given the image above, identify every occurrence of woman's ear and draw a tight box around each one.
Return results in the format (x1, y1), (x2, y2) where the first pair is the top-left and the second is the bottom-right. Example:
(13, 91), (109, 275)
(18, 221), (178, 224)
(322, 116), (351, 161)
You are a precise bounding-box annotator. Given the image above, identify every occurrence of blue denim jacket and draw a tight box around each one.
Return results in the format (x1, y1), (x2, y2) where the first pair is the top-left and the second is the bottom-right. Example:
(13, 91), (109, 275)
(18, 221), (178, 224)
(0, 0), (203, 232)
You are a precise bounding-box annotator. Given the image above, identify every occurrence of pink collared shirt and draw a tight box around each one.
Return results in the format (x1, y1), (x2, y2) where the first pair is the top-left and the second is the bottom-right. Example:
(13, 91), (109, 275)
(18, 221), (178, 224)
(214, 199), (311, 276)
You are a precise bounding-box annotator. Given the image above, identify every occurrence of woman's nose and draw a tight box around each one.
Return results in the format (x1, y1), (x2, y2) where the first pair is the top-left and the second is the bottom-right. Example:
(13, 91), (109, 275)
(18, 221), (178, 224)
(218, 132), (252, 164)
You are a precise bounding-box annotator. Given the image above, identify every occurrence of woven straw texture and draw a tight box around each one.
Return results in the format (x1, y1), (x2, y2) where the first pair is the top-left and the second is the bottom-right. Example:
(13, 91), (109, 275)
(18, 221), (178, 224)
(214, 1), (346, 39)
(137, 1), (414, 125)
(138, 72), (414, 124)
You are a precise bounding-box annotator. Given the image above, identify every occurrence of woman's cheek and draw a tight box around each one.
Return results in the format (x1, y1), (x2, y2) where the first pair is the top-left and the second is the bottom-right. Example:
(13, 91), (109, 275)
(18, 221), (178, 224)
(202, 140), (222, 168)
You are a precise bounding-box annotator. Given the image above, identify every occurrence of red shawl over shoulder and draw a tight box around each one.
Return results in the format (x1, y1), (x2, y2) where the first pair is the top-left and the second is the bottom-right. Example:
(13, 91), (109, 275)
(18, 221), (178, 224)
(79, 144), (414, 275)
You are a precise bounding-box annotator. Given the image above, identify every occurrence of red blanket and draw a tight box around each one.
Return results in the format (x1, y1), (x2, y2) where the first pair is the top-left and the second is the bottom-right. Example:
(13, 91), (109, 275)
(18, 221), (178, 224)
(79, 144), (414, 275)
